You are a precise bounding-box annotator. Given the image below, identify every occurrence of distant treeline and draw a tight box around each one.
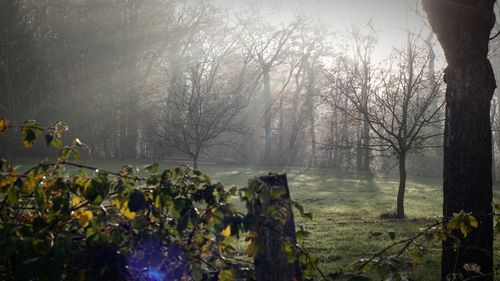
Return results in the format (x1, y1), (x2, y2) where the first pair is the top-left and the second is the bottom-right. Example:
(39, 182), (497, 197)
(4, 0), (494, 177)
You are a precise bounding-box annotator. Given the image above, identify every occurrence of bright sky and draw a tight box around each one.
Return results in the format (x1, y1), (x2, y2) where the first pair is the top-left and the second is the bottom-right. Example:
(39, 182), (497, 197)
(214, 0), (433, 60)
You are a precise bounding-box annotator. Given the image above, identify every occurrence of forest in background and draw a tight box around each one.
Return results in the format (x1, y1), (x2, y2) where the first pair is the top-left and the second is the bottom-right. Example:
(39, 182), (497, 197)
(0, 0), (499, 177)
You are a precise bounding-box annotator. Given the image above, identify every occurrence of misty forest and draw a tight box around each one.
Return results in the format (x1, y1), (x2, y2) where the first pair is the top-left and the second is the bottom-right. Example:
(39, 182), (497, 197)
(1, 0), (500, 280)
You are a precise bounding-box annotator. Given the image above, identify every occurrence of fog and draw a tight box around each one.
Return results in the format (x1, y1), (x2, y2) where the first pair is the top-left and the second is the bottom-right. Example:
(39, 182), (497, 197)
(1, 0), (499, 177)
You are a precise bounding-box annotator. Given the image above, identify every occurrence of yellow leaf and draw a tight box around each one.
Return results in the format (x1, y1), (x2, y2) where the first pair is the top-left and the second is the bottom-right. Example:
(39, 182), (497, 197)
(75, 209), (93, 227)
(71, 196), (82, 207)
(0, 173), (17, 189)
(460, 225), (469, 237)
(112, 197), (136, 220)
(220, 225), (231, 237)
(218, 270), (234, 281)
(469, 215), (479, 228)
(201, 242), (210, 258)
(0, 118), (9, 133)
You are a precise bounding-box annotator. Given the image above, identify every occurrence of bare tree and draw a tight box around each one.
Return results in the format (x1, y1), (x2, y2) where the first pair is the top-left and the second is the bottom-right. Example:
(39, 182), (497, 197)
(283, 22), (329, 166)
(331, 33), (444, 219)
(350, 24), (377, 173)
(157, 23), (248, 169)
(241, 14), (299, 164)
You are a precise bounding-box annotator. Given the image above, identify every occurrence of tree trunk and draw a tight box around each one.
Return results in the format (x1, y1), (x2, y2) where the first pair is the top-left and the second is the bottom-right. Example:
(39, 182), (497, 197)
(306, 66), (316, 167)
(120, 1), (141, 160)
(287, 79), (304, 165)
(193, 151), (199, 169)
(361, 118), (370, 172)
(263, 68), (273, 165)
(356, 126), (363, 171)
(396, 151), (406, 219)
(423, 1), (497, 280)
(361, 64), (371, 172)
(309, 113), (317, 168)
(278, 97), (284, 165)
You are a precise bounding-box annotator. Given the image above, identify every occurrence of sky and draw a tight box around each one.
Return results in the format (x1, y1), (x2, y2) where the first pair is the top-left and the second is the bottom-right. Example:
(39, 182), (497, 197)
(213, 0), (433, 60)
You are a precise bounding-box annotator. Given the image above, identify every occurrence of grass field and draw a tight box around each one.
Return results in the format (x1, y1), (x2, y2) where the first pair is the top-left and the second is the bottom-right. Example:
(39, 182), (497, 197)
(14, 160), (500, 280)
(203, 164), (444, 280)
(202, 164), (500, 280)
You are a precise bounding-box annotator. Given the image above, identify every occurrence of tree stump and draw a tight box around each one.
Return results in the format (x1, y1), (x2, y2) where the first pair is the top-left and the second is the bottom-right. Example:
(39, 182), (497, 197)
(253, 173), (302, 281)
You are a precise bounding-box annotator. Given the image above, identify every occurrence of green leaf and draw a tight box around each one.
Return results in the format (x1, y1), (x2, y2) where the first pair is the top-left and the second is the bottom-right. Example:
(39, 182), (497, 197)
(270, 186), (286, 200)
(120, 165), (134, 177)
(53, 120), (68, 138)
(7, 187), (19, 205)
(282, 240), (296, 263)
(72, 147), (81, 160)
(58, 147), (72, 161)
(191, 264), (203, 281)
(144, 163), (160, 174)
(51, 137), (63, 148)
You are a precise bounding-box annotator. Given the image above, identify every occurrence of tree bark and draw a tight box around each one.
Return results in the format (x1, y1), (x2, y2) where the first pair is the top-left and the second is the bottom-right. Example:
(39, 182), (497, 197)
(495, 100), (500, 182)
(423, 1), (497, 280)
(396, 151), (407, 219)
(492, 98), (497, 181)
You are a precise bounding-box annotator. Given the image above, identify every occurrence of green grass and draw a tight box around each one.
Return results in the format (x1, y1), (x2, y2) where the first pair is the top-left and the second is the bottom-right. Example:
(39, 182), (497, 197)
(13, 160), (500, 280)
(202, 164), (500, 280)
(205, 165), (444, 279)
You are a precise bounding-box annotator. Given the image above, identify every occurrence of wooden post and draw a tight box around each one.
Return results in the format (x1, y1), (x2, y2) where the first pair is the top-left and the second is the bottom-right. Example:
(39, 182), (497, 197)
(253, 173), (302, 281)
